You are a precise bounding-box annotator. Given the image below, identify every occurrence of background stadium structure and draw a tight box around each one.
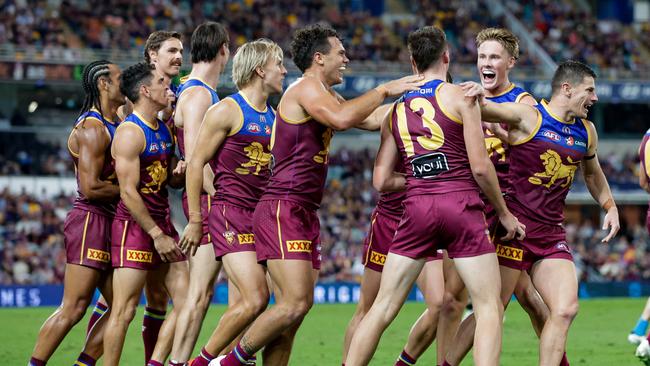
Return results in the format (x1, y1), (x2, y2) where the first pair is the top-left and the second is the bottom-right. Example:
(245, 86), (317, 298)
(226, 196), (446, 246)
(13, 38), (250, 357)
(1, 0), (650, 364)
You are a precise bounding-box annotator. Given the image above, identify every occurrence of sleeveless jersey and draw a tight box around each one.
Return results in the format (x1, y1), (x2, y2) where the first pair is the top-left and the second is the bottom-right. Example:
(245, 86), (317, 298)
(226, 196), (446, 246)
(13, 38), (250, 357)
(115, 112), (175, 220)
(261, 109), (334, 210)
(390, 79), (477, 197)
(175, 77), (220, 159)
(375, 159), (406, 220)
(211, 92), (275, 209)
(506, 100), (591, 225)
(640, 128), (650, 204)
(68, 109), (119, 216)
(484, 84), (533, 191)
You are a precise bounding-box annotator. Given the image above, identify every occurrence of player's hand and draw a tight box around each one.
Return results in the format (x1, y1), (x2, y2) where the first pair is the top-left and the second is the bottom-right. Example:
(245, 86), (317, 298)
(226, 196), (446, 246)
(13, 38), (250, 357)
(484, 122), (509, 141)
(379, 74), (425, 97)
(460, 81), (486, 105)
(173, 159), (187, 176)
(499, 212), (526, 241)
(153, 234), (182, 262)
(179, 222), (202, 256)
(601, 207), (620, 243)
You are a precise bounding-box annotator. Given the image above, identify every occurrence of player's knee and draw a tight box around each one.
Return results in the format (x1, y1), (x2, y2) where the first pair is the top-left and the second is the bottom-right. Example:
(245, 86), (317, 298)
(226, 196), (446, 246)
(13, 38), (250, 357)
(63, 297), (91, 323)
(553, 301), (579, 323)
(145, 289), (169, 309)
(243, 292), (270, 318)
(281, 297), (312, 323)
(112, 302), (138, 324)
(441, 291), (464, 316)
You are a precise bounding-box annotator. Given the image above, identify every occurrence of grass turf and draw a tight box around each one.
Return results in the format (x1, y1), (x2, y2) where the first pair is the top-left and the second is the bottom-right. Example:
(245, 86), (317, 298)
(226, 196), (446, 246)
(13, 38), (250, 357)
(4, 298), (644, 365)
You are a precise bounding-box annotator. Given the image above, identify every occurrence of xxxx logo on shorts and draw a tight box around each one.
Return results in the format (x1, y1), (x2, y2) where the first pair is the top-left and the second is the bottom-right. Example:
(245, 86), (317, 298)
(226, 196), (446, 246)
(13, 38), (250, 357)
(369, 251), (386, 266)
(495, 244), (523, 261)
(238, 233), (255, 245)
(87, 248), (110, 263)
(286, 240), (312, 253)
(127, 250), (153, 263)
(223, 231), (235, 245)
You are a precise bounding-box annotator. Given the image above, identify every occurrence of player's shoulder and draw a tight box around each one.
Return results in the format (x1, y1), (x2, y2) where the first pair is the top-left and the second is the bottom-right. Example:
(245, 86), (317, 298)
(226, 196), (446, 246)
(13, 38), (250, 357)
(204, 96), (241, 123)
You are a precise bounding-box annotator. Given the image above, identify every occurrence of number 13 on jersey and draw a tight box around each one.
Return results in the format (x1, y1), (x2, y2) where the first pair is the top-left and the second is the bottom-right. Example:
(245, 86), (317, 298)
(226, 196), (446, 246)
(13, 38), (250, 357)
(395, 97), (445, 157)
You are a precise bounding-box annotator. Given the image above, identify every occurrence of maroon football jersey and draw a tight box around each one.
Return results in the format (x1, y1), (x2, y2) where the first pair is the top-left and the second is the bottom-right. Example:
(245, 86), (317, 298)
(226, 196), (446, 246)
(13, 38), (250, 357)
(115, 112), (175, 220)
(210, 93), (275, 209)
(640, 129), (650, 186)
(390, 79), (477, 196)
(261, 109), (333, 210)
(68, 109), (119, 216)
(375, 160), (406, 220)
(506, 100), (590, 225)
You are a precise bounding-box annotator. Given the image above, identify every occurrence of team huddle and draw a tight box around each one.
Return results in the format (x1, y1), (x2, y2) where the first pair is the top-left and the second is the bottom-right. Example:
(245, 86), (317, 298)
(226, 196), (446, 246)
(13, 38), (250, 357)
(27, 21), (620, 366)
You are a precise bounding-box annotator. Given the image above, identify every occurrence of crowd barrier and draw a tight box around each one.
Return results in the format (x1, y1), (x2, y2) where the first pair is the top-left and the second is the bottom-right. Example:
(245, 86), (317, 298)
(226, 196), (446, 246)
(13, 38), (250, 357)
(0, 282), (646, 308)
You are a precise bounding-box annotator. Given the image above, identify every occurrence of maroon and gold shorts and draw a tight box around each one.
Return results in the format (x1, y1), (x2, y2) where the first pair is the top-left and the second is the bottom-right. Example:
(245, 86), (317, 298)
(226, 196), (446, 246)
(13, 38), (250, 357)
(111, 216), (184, 270)
(253, 200), (321, 270)
(209, 202), (256, 260)
(64, 208), (112, 271)
(362, 209), (441, 272)
(390, 191), (494, 260)
(493, 212), (572, 272)
(182, 191), (212, 245)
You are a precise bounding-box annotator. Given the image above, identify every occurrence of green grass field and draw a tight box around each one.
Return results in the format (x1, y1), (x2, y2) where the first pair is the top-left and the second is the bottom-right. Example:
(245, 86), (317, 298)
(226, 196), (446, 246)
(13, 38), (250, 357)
(3, 298), (645, 365)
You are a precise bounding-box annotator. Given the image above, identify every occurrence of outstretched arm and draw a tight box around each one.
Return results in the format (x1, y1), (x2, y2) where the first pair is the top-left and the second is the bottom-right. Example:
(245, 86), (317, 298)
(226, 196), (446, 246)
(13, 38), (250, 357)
(581, 122), (619, 243)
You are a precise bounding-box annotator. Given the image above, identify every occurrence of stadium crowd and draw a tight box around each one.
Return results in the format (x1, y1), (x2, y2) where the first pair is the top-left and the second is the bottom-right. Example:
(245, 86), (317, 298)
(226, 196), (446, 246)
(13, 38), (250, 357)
(3, 0), (650, 76)
(0, 148), (646, 285)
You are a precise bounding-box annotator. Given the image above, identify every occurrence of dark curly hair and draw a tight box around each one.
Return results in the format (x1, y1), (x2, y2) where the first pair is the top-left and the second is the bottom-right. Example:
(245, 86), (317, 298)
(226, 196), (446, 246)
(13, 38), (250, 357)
(290, 24), (340, 73)
(191, 21), (229, 63)
(120, 62), (155, 103)
(407, 26), (447, 72)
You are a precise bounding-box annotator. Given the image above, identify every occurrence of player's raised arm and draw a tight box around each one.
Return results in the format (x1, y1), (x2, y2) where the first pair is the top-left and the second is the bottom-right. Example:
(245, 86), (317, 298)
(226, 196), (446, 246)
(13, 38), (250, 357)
(580, 122), (619, 243)
(113, 123), (180, 262)
(461, 81), (537, 127)
(445, 83), (525, 240)
(76, 121), (120, 202)
(297, 74), (423, 131)
(357, 103), (392, 131)
(372, 108), (405, 192)
(180, 100), (239, 254)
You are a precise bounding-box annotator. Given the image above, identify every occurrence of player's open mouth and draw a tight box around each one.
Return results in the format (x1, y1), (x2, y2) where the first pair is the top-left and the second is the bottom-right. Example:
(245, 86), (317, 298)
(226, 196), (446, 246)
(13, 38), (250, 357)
(482, 70), (496, 81)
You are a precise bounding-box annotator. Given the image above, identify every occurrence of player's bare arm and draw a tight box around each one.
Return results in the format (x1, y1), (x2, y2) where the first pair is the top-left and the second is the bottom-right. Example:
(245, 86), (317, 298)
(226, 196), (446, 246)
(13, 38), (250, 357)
(179, 99), (239, 255)
(175, 86), (216, 194)
(372, 110), (405, 192)
(442, 83), (525, 240)
(75, 119), (120, 202)
(580, 121), (619, 243)
(287, 74), (423, 130)
(167, 155), (186, 188)
(485, 93), (538, 141)
(113, 123), (181, 262)
(356, 103), (392, 131)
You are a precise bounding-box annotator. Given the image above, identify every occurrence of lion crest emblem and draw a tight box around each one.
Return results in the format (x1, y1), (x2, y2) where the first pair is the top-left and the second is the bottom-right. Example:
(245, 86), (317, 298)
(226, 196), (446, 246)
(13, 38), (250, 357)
(528, 149), (578, 188)
(236, 142), (271, 176)
(141, 161), (167, 194)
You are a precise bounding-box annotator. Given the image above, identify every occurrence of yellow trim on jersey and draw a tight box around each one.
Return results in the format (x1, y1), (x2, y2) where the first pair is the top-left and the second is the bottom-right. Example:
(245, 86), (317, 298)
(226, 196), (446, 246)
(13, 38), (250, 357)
(69, 116), (113, 158)
(133, 111), (160, 130)
(277, 108), (313, 125)
(90, 108), (118, 125)
(119, 220), (129, 267)
(541, 100), (575, 124)
(177, 77), (217, 100)
(515, 92), (532, 103)
(79, 212), (91, 265)
(581, 119), (593, 153)
(388, 103), (395, 133)
(222, 97), (244, 136)
(364, 213), (377, 266)
(276, 200), (284, 259)
(645, 140), (650, 180)
(239, 91), (268, 113)
(434, 83), (462, 124)
(489, 83), (516, 98)
(114, 121), (147, 154)
(511, 109), (543, 146)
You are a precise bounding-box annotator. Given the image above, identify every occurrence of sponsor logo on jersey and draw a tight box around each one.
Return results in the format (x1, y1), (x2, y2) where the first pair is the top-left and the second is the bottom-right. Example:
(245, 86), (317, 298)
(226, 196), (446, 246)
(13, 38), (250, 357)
(247, 123), (261, 133)
(495, 244), (523, 261)
(542, 130), (561, 141)
(127, 250), (153, 263)
(411, 152), (449, 179)
(575, 140), (587, 147)
(149, 143), (159, 153)
(566, 136), (574, 146)
(87, 248), (110, 263)
(556, 242), (570, 252)
(562, 126), (571, 135)
(238, 233), (255, 245)
(369, 250), (386, 266)
(223, 231), (235, 245)
(265, 125), (271, 135)
(286, 240), (312, 252)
